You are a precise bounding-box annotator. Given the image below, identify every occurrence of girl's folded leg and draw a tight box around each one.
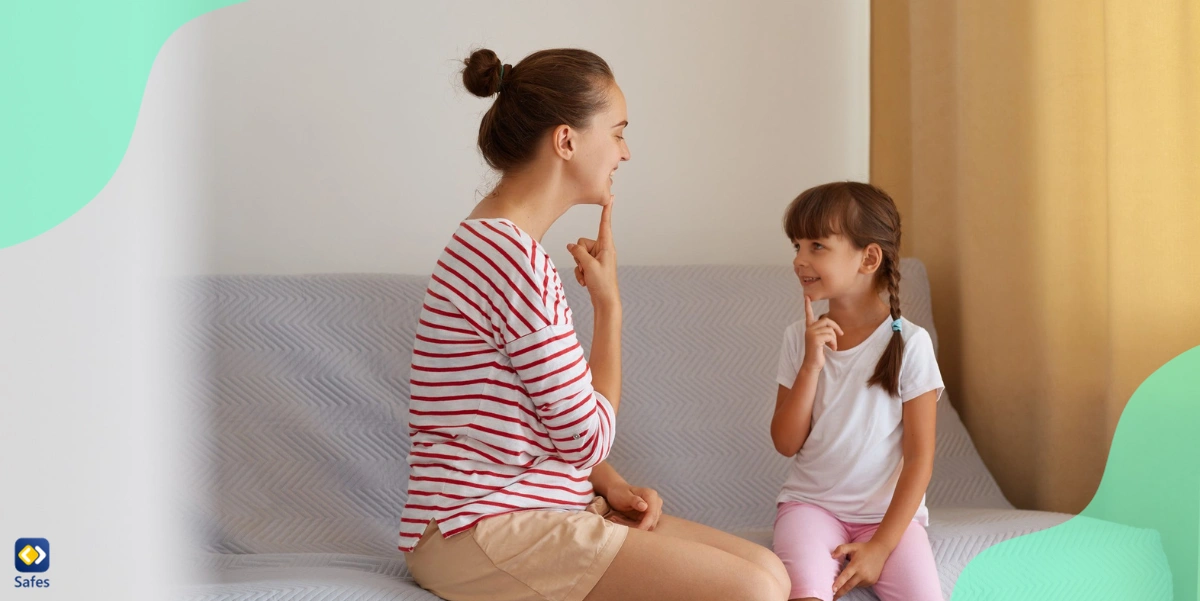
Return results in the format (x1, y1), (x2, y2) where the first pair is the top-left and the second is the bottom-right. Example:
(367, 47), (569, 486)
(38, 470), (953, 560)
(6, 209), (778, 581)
(773, 502), (848, 601)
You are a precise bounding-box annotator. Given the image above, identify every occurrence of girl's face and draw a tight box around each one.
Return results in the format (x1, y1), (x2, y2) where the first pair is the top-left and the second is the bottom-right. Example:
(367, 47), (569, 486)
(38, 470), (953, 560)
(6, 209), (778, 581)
(791, 234), (879, 301)
(567, 82), (630, 206)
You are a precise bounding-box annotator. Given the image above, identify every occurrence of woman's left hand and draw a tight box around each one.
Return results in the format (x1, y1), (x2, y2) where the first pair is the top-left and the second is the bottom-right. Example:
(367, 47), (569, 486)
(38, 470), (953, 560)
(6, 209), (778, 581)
(604, 484), (664, 531)
(831, 540), (891, 600)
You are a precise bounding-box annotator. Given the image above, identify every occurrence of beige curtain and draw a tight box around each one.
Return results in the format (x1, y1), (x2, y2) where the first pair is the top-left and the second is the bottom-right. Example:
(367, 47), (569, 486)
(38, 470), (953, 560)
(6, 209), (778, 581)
(872, 0), (1200, 513)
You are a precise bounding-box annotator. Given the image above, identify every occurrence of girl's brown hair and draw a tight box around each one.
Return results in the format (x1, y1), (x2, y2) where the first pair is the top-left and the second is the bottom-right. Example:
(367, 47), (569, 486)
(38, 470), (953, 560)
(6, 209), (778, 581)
(783, 182), (905, 396)
(462, 48), (615, 172)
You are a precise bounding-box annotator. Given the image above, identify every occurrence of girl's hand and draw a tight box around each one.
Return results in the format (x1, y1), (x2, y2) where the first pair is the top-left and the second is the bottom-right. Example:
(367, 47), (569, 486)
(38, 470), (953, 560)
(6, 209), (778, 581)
(604, 483), (664, 531)
(831, 540), (891, 600)
(568, 200), (620, 310)
(801, 295), (843, 372)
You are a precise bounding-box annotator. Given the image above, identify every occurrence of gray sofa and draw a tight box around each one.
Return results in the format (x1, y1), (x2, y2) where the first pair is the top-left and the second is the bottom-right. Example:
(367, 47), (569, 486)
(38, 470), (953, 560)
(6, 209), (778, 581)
(180, 259), (1140, 600)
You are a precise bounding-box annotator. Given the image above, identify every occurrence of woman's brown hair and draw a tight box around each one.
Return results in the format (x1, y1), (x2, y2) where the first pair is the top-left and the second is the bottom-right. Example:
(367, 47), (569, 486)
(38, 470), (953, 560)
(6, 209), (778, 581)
(783, 182), (905, 396)
(462, 48), (614, 172)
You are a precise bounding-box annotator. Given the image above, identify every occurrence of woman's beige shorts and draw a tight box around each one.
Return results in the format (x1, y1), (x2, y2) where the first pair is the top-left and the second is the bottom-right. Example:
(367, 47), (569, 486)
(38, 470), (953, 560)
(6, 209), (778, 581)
(404, 497), (629, 601)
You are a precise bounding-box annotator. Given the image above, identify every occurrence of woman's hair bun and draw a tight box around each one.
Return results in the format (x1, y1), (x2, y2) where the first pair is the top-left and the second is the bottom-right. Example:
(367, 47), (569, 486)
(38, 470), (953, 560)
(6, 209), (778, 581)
(463, 48), (507, 97)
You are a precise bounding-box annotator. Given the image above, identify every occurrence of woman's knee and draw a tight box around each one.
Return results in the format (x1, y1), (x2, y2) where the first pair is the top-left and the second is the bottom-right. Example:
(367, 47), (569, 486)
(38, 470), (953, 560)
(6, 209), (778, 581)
(741, 564), (789, 601)
(748, 545), (790, 591)
(750, 543), (787, 572)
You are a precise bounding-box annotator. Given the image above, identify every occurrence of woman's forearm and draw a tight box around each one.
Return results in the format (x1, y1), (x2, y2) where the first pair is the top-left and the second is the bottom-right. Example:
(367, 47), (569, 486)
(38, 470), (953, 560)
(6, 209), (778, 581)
(587, 303), (623, 413)
(588, 461), (627, 498)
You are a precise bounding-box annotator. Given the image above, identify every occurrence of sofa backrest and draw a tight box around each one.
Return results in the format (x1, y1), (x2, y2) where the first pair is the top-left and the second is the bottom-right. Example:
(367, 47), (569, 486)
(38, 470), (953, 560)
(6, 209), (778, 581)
(185, 259), (1008, 556)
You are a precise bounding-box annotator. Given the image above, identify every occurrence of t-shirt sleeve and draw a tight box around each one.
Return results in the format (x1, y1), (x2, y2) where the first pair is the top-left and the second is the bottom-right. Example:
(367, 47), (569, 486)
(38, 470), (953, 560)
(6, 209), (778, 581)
(505, 323), (615, 470)
(776, 321), (806, 389)
(900, 327), (945, 403)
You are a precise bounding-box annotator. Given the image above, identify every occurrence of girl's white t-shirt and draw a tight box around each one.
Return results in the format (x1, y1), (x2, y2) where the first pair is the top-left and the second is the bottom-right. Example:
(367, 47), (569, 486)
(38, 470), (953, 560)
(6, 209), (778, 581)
(775, 316), (944, 526)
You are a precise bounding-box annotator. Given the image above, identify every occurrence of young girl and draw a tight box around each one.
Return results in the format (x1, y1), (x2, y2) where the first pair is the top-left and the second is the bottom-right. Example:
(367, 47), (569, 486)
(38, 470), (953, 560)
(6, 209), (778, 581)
(770, 182), (944, 601)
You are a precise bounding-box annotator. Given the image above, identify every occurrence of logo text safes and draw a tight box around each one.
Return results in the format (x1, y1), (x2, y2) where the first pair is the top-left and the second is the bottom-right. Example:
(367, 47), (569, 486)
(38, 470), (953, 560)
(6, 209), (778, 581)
(14, 539), (50, 589)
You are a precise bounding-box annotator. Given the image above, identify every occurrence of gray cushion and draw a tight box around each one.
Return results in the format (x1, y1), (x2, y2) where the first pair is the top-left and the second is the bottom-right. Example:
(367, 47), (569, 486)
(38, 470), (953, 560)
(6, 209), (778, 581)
(181, 554), (433, 601)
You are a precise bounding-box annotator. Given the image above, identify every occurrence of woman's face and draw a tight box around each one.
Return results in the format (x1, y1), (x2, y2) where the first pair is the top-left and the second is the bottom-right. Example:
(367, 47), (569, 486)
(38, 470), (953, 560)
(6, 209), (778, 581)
(568, 82), (630, 206)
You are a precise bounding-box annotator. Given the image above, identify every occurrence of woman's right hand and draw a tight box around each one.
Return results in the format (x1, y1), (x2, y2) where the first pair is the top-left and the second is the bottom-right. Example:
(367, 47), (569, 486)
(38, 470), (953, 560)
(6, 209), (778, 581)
(802, 295), (843, 372)
(567, 200), (620, 309)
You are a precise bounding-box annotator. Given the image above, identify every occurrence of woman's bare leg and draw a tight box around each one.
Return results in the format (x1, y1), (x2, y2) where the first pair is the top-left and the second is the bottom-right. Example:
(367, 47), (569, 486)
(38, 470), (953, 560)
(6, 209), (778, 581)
(585, 517), (789, 601)
(652, 514), (791, 594)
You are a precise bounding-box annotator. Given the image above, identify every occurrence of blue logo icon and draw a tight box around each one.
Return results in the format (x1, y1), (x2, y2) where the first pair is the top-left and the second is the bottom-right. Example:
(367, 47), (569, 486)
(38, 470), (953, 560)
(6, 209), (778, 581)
(14, 539), (49, 573)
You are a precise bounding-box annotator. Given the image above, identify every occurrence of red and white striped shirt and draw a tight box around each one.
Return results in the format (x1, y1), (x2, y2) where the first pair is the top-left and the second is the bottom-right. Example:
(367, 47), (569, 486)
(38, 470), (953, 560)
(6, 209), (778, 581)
(398, 218), (616, 551)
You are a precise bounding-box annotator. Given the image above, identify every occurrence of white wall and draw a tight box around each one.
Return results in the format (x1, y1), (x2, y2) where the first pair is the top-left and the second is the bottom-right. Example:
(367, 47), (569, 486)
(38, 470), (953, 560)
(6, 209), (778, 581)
(0, 24), (208, 599)
(179, 0), (869, 274)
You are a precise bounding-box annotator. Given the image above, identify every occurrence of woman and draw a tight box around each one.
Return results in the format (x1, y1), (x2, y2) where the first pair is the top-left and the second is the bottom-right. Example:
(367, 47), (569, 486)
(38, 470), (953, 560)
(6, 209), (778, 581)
(400, 47), (789, 601)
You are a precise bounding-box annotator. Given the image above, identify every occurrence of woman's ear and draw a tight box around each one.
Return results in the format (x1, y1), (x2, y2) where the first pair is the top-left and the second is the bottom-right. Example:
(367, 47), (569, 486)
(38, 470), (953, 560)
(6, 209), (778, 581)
(552, 125), (575, 160)
(861, 243), (883, 275)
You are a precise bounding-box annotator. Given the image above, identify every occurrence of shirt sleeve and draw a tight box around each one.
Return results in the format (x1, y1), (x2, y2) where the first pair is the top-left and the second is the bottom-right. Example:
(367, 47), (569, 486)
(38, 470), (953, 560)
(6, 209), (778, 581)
(776, 321), (806, 389)
(506, 324), (615, 469)
(443, 220), (614, 468)
(900, 327), (945, 403)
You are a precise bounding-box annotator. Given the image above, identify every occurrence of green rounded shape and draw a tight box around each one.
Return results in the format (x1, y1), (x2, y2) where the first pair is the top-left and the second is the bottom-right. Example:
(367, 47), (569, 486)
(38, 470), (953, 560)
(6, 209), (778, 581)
(953, 346), (1200, 600)
(0, 0), (244, 249)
